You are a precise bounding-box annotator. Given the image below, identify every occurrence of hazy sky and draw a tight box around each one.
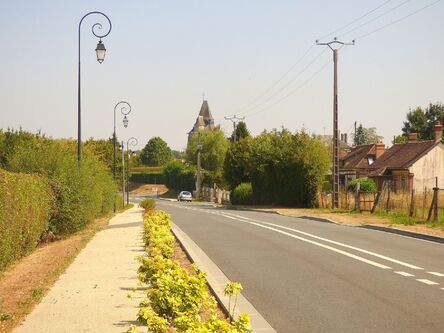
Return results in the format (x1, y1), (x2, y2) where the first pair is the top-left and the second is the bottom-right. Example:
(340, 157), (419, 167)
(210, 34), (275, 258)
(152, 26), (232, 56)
(1, 1), (443, 150)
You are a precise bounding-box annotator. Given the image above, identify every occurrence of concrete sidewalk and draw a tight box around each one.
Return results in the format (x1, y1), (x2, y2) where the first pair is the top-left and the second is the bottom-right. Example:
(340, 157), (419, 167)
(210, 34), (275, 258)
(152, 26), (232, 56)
(14, 206), (145, 333)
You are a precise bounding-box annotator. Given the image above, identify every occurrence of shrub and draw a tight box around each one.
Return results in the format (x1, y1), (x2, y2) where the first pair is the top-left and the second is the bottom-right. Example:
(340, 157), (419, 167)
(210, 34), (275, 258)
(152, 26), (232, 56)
(136, 209), (252, 333)
(231, 183), (254, 205)
(0, 170), (53, 270)
(347, 177), (377, 192)
(140, 198), (156, 212)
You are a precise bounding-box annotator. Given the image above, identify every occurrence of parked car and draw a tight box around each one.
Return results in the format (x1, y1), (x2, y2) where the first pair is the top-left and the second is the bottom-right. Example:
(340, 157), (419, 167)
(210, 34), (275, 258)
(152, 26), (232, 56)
(177, 191), (192, 202)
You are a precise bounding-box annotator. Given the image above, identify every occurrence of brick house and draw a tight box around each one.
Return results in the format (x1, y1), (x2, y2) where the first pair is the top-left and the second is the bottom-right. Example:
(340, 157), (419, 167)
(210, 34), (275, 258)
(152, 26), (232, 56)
(340, 121), (444, 192)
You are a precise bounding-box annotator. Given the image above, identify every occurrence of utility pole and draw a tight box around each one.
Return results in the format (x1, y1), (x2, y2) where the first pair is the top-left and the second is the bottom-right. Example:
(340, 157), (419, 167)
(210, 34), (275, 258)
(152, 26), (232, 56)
(196, 132), (202, 200)
(224, 115), (245, 142)
(316, 38), (354, 209)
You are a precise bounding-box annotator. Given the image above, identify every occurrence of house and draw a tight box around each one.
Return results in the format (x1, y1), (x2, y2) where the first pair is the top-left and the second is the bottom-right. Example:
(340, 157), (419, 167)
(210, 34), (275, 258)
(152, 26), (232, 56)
(340, 121), (443, 192)
(187, 100), (219, 145)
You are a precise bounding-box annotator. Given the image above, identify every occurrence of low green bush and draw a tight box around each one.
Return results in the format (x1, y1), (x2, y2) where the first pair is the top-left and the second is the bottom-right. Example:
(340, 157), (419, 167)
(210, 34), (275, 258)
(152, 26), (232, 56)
(0, 170), (53, 271)
(135, 210), (252, 333)
(231, 183), (254, 205)
(347, 177), (377, 192)
(139, 198), (156, 211)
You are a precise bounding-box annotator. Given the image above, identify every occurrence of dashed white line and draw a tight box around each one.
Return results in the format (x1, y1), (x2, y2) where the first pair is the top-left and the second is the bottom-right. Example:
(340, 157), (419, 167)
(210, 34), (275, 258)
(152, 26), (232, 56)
(428, 272), (444, 277)
(416, 279), (439, 285)
(395, 271), (414, 277)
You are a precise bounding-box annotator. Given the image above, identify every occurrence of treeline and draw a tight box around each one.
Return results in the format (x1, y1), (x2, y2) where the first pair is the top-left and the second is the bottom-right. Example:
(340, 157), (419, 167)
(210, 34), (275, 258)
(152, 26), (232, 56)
(0, 129), (119, 271)
(168, 125), (330, 207)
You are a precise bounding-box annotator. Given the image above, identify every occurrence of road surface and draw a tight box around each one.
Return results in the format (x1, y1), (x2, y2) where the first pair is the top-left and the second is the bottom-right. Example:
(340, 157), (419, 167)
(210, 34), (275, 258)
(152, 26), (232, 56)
(157, 200), (444, 333)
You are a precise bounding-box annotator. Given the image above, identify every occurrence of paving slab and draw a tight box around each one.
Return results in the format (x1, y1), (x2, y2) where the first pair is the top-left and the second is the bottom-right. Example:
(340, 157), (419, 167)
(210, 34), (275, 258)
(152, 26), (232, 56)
(14, 206), (145, 333)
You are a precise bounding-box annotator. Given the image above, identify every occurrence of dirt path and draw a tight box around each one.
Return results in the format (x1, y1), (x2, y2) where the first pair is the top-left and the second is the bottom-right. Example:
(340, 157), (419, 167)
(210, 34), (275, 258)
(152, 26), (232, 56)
(13, 206), (145, 333)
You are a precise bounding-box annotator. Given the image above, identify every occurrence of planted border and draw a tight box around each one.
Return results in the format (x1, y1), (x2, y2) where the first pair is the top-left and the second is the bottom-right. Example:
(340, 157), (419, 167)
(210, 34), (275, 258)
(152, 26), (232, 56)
(130, 206), (251, 333)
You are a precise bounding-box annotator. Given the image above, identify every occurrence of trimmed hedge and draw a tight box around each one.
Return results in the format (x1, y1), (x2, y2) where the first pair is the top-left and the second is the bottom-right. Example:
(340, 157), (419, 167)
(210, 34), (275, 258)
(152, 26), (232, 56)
(130, 172), (165, 184)
(0, 170), (53, 271)
(347, 177), (377, 192)
(163, 160), (195, 192)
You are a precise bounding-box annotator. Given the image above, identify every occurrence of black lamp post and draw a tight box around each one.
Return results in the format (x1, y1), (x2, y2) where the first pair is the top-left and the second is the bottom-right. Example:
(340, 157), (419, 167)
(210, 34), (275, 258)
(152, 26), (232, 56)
(77, 11), (112, 164)
(126, 137), (138, 205)
(113, 102), (131, 180)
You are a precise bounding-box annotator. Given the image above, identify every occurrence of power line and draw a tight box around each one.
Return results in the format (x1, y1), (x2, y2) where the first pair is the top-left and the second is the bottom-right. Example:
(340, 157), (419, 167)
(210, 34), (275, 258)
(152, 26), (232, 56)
(355, 0), (442, 40)
(318, 0), (393, 40)
(239, 48), (328, 116)
(338, 0), (412, 37)
(235, 44), (315, 114)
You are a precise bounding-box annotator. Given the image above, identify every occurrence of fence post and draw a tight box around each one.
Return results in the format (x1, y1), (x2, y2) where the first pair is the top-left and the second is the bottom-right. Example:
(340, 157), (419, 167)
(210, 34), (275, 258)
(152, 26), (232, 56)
(354, 182), (360, 211)
(385, 181), (391, 212)
(409, 189), (415, 217)
(433, 177), (438, 222)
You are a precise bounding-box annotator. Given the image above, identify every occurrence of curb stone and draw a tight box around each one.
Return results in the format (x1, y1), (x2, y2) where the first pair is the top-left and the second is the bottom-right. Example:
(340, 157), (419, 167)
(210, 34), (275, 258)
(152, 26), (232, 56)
(171, 224), (277, 333)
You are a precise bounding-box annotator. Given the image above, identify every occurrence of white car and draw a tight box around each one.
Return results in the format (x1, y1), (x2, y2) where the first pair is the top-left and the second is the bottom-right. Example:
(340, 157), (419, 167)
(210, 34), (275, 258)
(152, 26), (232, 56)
(177, 191), (192, 202)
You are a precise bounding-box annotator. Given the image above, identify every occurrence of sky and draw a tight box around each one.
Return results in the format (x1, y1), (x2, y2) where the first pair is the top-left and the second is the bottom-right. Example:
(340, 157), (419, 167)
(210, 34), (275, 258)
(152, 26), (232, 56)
(0, 0), (443, 151)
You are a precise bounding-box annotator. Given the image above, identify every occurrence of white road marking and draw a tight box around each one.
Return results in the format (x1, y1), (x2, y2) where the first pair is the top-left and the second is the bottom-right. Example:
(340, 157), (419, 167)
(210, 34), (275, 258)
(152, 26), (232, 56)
(428, 272), (444, 277)
(221, 215), (391, 269)
(416, 279), (439, 285)
(221, 212), (423, 270)
(395, 271), (414, 277)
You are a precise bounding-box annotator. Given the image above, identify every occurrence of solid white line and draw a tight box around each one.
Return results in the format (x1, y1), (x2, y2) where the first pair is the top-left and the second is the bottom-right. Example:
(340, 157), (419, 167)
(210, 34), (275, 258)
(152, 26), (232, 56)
(221, 212), (423, 270)
(428, 272), (444, 277)
(395, 271), (414, 277)
(416, 279), (439, 285)
(221, 215), (391, 269)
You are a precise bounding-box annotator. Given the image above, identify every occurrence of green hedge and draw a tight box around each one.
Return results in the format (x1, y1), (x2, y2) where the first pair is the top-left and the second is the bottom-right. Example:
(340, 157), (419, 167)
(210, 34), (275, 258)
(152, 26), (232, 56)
(347, 177), (377, 192)
(163, 161), (195, 192)
(130, 172), (165, 184)
(0, 170), (53, 271)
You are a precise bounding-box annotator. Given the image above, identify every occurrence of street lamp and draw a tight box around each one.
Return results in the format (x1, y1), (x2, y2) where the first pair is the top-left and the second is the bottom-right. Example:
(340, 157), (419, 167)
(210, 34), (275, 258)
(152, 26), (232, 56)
(77, 11), (112, 164)
(113, 101), (131, 180)
(126, 137), (138, 205)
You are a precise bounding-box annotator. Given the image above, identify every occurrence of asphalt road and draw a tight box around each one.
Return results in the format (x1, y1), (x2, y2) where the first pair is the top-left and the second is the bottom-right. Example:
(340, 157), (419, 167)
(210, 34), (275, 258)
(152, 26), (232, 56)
(157, 200), (444, 333)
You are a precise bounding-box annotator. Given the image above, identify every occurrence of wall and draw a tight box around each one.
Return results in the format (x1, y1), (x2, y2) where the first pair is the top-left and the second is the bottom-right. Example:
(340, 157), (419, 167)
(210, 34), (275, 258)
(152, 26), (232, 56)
(409, 143), (444, 191)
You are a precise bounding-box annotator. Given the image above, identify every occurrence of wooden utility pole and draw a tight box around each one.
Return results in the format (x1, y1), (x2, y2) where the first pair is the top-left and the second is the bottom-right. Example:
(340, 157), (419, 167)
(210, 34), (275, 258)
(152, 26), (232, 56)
(196, 132), (202, 200)
(316, 38), (354, 209)
(224, 115), (245, 142)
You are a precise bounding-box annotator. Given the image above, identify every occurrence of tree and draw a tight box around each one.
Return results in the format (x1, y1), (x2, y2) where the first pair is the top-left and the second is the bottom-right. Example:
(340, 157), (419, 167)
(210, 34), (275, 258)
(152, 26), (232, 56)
(231, 121), (250, 142)
(401, 103), (444, 140)
(354, 124), (383, 145)
(140, 137), (172, 166)
(187, 129), (229, 185)
(223, 137), (253, 190)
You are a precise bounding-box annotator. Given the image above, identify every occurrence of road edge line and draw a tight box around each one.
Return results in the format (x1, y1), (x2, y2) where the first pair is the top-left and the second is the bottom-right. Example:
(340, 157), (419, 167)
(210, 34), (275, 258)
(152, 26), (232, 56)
(171, 224), (277, 333)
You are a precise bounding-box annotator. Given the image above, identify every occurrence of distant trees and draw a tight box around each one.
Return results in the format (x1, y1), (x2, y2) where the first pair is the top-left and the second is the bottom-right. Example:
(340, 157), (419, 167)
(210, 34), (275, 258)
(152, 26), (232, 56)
(140, 137), (173, 166)
(400, 103), (444, 141)
(223, 129), (330, 207)
(354, 124), (383, 145)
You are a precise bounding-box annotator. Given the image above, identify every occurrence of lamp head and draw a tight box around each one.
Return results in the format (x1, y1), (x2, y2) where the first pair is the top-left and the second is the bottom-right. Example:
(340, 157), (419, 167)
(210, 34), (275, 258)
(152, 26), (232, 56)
(95, 40), (106, 64)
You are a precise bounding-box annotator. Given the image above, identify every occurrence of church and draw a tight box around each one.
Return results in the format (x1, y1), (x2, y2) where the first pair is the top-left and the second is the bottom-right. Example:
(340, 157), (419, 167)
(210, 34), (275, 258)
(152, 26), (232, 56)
(187, 99), (219, 145)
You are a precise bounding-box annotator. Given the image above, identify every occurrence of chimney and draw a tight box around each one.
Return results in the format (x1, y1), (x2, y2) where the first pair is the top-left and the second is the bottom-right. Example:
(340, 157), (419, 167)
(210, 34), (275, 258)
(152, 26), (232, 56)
(434, 120), (442, 142)
(375, 142), (385, 159)
(408, 133), (418, 142)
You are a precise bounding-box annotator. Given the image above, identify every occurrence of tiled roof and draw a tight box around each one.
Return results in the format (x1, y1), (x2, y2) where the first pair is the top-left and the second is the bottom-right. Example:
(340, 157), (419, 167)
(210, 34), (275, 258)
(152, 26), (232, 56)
(340, 144), (375, 169)
(369, 141), (437, 170)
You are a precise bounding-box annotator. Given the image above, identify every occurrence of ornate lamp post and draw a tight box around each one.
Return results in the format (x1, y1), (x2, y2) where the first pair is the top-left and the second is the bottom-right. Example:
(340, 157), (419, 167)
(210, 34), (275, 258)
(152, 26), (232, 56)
(113, 101), (131, 180)
(77, 11), (112, 164)
(126, 137), (138, 205)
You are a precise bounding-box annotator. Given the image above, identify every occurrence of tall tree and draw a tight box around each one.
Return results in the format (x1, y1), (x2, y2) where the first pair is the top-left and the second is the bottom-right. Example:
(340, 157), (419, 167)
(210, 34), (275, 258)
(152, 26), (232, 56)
(354, 124), (383, 145)
(140, 137), (172, 166)
(401, 103), (444, 140)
